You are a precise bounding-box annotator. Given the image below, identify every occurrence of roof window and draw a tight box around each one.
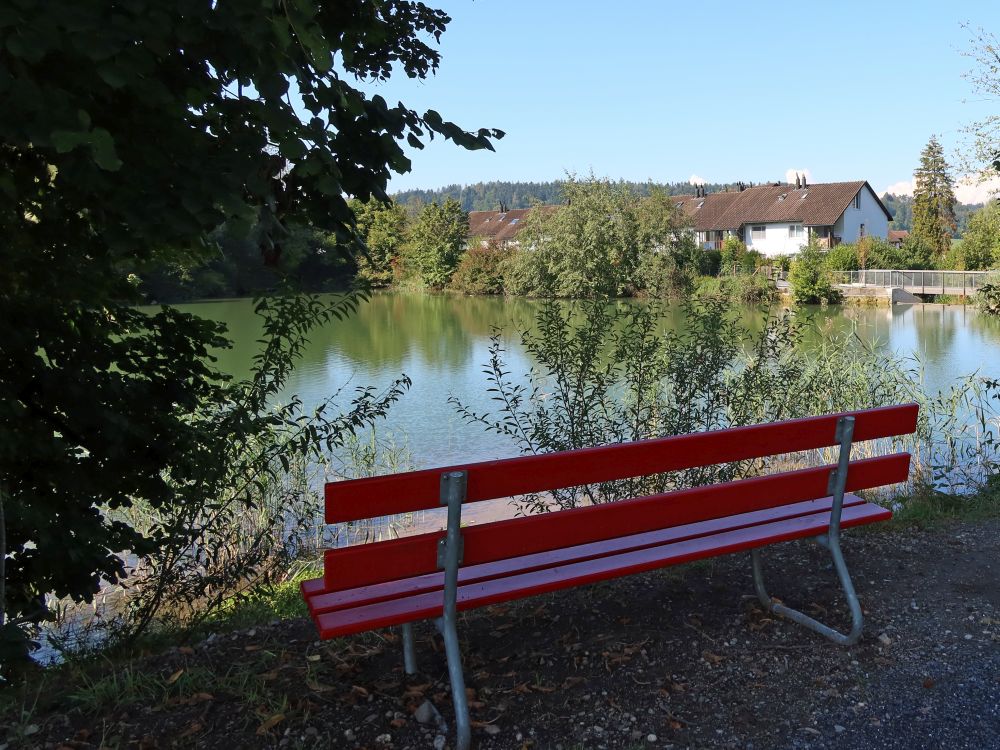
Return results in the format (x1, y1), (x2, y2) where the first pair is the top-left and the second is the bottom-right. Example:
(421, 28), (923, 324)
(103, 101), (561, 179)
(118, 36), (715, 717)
(508, 218), (519, 225)
(800, 191), (808, 200)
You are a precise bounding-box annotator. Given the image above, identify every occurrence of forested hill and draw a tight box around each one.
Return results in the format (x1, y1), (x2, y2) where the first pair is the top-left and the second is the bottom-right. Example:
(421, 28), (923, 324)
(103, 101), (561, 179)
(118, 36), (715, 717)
(881, 192), (982, 235)
(392, 180), (735, 212)
(393, 181), (983, 236)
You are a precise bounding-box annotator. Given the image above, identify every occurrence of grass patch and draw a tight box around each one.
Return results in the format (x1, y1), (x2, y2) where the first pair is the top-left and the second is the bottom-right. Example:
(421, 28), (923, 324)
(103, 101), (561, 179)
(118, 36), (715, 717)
(891, 478), (1000, 524)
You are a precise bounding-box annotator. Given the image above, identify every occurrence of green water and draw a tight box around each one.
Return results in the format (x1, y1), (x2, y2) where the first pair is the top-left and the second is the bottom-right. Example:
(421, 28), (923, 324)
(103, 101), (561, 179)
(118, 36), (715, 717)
(161, 293), (1000, 469)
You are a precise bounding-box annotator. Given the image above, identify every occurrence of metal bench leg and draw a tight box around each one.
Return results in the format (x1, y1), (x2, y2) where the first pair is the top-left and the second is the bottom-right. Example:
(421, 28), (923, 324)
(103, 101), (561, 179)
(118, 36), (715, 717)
(749, 415), (865, 646)
(439, 470), (472, 750)
(750, 541), (864, 645)
(401, 622), (417, 675)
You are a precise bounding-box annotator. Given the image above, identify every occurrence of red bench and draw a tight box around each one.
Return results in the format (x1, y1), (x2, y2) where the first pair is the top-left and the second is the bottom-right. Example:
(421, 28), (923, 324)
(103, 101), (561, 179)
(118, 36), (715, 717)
(302, 404), (918, 750)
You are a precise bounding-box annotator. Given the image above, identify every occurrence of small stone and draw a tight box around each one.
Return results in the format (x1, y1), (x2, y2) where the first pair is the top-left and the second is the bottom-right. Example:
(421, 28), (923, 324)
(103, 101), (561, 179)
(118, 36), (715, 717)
(414, 701), (437, 725)
(964, 634), (973, 640)
(834, 725), (846, 734)
(647, 734), (658, 742)
(375, 734), (392, 745)
(344, 729), (356, 741)
(484, 724), (501, 736)
(878, 633), (892, 647)
(433, 735), (446, 750)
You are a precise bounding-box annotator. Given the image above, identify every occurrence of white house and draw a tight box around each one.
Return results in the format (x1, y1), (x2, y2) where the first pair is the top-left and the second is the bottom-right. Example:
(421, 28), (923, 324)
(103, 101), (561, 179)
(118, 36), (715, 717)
(674, 180), (891, 257)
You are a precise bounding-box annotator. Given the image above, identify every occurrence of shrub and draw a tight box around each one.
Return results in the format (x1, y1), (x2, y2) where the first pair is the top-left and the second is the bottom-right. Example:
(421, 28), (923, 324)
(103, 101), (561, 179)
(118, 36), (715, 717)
(977, 282), (1000, 316)
(700, 248), (722, 276)
(823, 243), (859, 271)
(498, 248), (553, 297)
(719, 236), (746, 275)
(789, 241), (841, 304)
(695, 274), (776, 305)
(449, 242), (513, 295)
(636, 251), (694, 298)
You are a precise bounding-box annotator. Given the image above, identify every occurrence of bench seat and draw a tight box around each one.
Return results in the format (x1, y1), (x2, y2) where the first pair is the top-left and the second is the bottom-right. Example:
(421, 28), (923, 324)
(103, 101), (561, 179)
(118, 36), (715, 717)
(302, 493), (889, 640)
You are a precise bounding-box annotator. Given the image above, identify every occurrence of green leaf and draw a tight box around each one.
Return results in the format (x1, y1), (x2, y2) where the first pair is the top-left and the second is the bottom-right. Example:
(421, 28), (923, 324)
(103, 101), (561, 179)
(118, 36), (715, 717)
(88, 128), (123, 171)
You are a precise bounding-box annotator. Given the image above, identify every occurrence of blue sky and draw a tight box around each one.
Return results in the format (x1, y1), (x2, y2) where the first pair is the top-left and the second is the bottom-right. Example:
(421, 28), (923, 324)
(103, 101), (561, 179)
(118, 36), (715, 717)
(365, 1), (1000, 201)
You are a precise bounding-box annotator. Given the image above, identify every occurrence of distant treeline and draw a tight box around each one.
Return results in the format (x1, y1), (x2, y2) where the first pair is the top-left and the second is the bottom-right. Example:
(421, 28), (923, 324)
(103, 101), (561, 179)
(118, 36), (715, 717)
(392, 180), (739, 213)
(862, 192), (980, 237)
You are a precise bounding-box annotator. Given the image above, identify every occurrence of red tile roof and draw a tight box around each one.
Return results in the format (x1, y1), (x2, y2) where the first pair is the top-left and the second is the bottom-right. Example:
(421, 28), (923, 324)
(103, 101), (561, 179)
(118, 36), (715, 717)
(673, 181), (891, 231)
(467, 207), (557, 242)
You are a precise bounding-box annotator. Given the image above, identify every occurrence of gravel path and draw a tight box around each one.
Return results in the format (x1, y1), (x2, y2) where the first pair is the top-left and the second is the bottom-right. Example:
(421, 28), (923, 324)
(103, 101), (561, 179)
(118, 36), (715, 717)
(9, 519), (998, 750)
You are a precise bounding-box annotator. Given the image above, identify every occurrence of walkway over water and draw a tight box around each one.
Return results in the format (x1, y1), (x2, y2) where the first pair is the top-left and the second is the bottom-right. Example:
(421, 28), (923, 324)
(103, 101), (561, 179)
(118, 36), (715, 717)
(835, 269), (997, 296)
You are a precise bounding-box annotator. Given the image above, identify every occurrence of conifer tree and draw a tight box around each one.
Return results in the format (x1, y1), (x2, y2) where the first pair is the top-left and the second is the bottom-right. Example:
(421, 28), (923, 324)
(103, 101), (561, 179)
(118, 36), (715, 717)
(912, 136), (958, 257)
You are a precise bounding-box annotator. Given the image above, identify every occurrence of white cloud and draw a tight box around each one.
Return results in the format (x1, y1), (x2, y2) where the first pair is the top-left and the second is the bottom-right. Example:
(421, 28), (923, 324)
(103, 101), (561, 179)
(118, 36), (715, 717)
(955, 174), (1000, 205)
(882, 180), (914, 197)
(785, 168), (812, 185)
(688, 174), (706, 186)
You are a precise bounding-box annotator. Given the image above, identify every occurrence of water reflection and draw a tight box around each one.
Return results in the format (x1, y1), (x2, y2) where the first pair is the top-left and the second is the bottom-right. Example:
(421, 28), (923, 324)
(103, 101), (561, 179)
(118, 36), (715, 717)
(156, 296), (1000, 468)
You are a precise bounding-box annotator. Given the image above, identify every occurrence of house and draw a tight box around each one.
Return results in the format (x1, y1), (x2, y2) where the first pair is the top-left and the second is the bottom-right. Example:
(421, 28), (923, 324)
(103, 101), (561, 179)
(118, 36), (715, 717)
(466, 206), (558, 247)
(887, 229), (909, 247)
(672, 180), (892, 257)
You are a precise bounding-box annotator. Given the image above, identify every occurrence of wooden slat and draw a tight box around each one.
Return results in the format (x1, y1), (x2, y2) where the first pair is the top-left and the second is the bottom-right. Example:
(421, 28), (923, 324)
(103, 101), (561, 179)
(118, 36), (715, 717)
(323, 453), (909, 591)
(314, 502), (892, 639)
(326, 403), (918, 522)
(308, 494), (868, 616)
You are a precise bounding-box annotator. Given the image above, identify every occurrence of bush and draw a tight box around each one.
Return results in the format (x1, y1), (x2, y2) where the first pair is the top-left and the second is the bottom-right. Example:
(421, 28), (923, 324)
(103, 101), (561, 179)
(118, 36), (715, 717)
(719, 236), (746, 275)
(700, 249), (722, 277)
(977, 282), (1000, 316)
(498, 248), (553, 297)
(636, 251), (694, 298)
(449, 242), (513, 295)
(789, 241), (841, 304)
(695, 274), (776, 305)
(823, 243), (859, 271)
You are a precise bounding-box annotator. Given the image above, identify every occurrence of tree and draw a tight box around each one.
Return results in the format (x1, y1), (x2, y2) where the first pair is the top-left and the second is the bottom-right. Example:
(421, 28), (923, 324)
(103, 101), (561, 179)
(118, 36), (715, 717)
(351, 198), (409, 287)
(403, 198), (469, 287)
(788, 241), (841, 304)
(912, 136), (958, 257)
(0, 1), (500, 664)
(961, 202), (1000, 270)
(961, 27), (1000, 178)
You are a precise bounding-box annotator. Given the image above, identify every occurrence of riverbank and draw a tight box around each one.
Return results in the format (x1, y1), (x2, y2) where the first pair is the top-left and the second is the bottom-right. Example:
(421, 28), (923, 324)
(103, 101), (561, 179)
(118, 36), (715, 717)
(3, 497), (996, 749)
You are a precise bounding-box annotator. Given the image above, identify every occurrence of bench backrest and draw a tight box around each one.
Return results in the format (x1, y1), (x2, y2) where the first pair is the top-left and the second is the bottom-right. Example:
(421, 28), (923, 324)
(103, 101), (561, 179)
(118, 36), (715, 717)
(324, 404), (917, 591)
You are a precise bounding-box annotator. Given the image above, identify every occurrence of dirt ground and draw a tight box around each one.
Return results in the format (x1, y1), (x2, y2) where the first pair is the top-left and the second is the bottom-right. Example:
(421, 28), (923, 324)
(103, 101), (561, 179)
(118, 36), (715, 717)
(6, 519), (998, 750)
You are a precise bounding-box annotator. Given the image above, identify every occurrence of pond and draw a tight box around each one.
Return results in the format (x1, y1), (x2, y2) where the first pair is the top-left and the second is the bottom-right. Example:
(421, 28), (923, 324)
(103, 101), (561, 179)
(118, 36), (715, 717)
(162, 293), (1000, 470)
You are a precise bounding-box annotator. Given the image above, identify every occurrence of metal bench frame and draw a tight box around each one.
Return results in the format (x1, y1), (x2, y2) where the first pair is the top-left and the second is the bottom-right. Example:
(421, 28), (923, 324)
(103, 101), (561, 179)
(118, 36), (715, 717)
(405, 416), (865, 750)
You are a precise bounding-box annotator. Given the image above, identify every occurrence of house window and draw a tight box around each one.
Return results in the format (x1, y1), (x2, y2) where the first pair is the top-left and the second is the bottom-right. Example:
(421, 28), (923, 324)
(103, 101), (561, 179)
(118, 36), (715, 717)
(854, 194), (861, 210)
(751, 225), (766, 241)
(859, 223), (866, 238)
(788, 224), (805, 239)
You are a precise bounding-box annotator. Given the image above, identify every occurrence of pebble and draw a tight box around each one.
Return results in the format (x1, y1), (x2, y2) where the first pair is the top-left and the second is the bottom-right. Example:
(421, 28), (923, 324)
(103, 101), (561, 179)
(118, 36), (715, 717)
(414, 700), (437, 725)
(375, 733), (392, 744)
(878, 633), (892, 646)
(344, 729), (356, 741)
(835, 724), (846, 734)
(647, 734), (658, 742)
(433, 735), (446, 750)
(484, 724), (501, 736)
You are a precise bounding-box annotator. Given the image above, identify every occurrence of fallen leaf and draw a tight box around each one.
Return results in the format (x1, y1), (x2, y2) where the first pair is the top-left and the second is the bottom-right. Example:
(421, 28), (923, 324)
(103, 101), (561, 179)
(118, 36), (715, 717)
(306, 654), (321, 662)
(180, 721), (203, 738)
(244, 644), (261, 652)
(922, 677), (935, 689)
(702, 651), (725, 665)
(178, 646), (195, 656)
(256, 713), (286, 735)
(166, 669), (185, 685)
(390, 718), (407, 728)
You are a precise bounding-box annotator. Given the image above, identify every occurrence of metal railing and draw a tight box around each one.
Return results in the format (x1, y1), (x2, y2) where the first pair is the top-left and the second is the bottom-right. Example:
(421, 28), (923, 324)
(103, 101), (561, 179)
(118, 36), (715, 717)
(835, 269), (998, 295)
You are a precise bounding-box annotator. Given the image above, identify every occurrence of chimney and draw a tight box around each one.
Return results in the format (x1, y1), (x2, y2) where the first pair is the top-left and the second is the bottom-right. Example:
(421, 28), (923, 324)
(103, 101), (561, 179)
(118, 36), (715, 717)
(802, 174), (807, 188)
(795, 174), (801, 189)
